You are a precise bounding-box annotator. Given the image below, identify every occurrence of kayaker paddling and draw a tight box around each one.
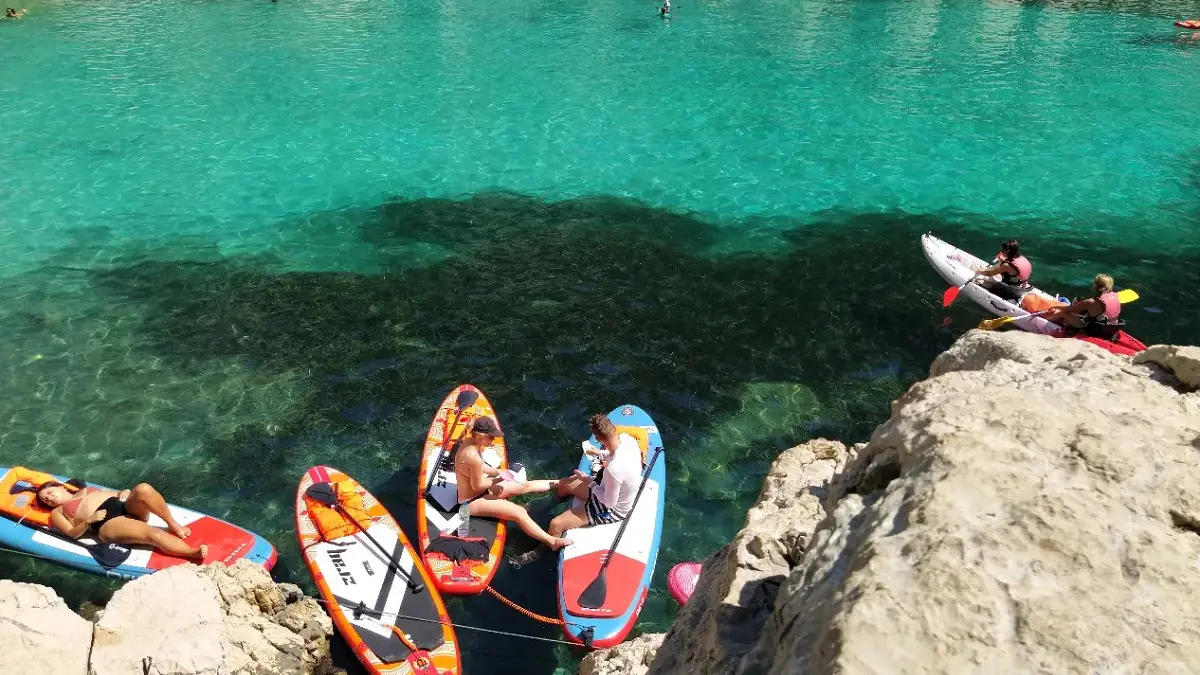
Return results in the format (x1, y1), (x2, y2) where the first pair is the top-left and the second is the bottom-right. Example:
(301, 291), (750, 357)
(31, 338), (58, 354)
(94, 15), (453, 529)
(972, 239), (1032, 301)
(1042, 273), (1123, 332)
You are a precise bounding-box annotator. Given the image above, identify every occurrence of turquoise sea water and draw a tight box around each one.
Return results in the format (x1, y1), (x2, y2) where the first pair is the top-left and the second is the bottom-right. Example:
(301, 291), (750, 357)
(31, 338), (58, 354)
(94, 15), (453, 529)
(2, 0), (1199, 672)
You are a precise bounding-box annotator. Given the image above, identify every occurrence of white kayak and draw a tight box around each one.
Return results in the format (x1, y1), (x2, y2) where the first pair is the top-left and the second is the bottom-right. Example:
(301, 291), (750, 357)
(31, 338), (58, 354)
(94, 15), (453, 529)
(921, 233), (1146, 356)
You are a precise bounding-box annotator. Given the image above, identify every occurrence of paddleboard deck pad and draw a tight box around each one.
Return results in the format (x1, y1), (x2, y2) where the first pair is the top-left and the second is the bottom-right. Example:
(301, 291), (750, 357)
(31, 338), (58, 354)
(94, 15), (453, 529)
(921, 234), (1146, 356)
(417, 384), (507, 595)
(0, 466), (276, 580)
(296, 466), (460, 675)
(557, 404), (666, 649)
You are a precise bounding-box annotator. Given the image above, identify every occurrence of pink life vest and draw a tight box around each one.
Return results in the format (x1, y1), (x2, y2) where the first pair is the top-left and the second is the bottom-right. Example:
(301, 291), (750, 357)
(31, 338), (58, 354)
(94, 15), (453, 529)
(1098, 291), (1120, 320)
(1009, 256), (1031, 282)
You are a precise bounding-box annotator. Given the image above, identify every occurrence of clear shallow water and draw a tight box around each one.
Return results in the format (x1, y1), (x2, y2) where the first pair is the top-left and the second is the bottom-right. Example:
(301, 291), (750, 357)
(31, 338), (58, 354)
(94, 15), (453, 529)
(1, 1), (1200, 673)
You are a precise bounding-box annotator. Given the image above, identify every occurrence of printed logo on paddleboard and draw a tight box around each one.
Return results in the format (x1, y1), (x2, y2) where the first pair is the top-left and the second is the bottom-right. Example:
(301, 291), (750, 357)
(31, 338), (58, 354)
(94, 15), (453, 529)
(362, 560), (375, 576)
(327, 549), (357, 586)
(621, 406), (633, 416)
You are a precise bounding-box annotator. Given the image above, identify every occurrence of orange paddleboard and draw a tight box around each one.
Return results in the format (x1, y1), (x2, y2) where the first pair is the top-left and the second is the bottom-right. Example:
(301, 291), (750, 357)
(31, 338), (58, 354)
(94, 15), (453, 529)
(296, 466), (460, 675)
(416, 384), (508, 595)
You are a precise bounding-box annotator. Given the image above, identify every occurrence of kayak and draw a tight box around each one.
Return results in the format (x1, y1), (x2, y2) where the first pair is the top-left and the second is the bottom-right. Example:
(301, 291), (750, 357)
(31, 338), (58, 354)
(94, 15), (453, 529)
(557, 404), (666, 649)
(0, 466), (276, 580)
(296, 466), (460, 675)
(667, 562), (702, 606)
(921, 234), (1147, 356)
(416, 384), (508, 595)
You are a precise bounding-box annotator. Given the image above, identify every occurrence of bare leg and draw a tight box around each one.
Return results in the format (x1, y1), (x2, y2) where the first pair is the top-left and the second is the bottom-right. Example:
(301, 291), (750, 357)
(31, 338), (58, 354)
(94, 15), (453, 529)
(470, 499), (572, 551)
(499, 479), (558, 498)
(99, 518), (206, 562)
(550, 504), (590, 537)
(123, 483), (190, 539)
(555, 475), (590, 500)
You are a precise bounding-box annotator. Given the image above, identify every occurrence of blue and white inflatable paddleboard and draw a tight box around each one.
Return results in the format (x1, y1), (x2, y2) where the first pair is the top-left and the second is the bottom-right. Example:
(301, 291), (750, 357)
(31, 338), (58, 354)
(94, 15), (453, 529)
(0, 466), (276, 580)
(556, 405), (666, 648)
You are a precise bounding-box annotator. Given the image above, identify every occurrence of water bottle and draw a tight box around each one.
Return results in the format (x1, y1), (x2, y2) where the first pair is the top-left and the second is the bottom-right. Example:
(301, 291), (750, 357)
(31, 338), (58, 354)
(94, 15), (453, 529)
(456, 502), (471, 538)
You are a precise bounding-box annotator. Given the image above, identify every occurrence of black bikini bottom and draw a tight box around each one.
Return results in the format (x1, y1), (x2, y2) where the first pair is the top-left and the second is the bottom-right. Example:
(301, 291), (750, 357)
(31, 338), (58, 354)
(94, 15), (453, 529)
(88, 496), (126, 537)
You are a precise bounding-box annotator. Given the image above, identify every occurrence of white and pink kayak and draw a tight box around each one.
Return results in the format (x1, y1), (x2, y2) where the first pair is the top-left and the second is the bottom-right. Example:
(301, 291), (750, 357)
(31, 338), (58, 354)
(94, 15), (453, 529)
(921, 233), (1146, 356)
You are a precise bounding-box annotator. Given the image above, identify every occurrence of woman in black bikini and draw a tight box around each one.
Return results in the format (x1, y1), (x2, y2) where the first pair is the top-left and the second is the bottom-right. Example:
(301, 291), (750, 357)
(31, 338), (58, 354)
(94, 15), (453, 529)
(35, 481), (207, 562)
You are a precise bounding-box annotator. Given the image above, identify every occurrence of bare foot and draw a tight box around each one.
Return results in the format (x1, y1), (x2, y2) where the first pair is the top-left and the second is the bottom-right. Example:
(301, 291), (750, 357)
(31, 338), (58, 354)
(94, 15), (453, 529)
(191, 544), (208, 563)
(549, 537), (573, 551)
(170, 523), (191, 539)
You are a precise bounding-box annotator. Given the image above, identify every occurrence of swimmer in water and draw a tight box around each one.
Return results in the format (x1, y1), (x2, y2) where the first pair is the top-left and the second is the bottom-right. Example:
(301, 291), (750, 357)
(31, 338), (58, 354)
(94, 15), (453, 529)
(660, 0), (670, 17)
(5, 7), (28, 19)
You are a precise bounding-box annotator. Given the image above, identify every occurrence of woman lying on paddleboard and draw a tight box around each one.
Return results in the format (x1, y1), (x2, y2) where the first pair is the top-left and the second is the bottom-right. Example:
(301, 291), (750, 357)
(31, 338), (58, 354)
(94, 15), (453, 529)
(33, 481), (207, 561)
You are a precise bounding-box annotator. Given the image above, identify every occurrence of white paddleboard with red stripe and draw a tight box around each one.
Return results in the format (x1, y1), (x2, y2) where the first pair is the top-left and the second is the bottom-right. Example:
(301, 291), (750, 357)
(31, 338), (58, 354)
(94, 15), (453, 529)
(556, 404), (666, 649)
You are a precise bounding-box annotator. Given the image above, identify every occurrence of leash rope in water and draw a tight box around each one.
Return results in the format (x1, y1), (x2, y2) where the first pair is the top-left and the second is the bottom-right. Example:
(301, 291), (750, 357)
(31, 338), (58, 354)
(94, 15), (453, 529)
(485, 585), (564, 625)
(310, 596), (585, 646)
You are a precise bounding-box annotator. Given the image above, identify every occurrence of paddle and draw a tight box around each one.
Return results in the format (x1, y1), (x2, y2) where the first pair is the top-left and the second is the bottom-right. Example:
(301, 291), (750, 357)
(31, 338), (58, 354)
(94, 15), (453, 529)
(978, 289), (1140, 330)
(423, 389), (480, 496)
(942, 279), (973, 308)
(577, 445), (664, 610)
(305, 483), (425, 593)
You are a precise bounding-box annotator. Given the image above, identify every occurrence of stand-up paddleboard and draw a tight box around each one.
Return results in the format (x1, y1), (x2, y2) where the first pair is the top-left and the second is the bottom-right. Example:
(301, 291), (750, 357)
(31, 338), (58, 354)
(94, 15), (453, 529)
(667, 562), (702, 606)
(416, 384), (508, 595)
(296, 466), (460, 675)
(921, 233), (1147, 356)
(0, 466), (276, 580)
(557, 404), (666, 649)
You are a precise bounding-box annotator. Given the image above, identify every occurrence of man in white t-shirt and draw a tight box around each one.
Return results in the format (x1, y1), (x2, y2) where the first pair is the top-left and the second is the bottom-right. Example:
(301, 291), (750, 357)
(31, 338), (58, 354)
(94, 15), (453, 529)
(549, 414), (643, 536)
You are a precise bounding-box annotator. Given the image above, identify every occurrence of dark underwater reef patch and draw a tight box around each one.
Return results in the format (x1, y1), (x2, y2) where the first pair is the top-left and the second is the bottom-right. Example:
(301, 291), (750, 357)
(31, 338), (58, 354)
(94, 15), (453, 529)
(1, 192), (1198, 674)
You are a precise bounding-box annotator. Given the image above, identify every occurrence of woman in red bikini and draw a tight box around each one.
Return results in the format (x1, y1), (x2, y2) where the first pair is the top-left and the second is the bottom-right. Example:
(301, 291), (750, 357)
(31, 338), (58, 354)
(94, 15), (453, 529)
(35, 481), (207, 562)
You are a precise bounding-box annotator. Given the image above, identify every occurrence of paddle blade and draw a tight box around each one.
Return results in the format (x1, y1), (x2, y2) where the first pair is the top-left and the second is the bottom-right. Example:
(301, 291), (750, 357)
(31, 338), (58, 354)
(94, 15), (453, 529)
(941, 285), (961, 308)
(978, 315), (1016, 331)
(305, 482), (338, 506)
(577, 573), (608, 610)
(1117, 289), (1139, 303)
(455, 389), (480, 410)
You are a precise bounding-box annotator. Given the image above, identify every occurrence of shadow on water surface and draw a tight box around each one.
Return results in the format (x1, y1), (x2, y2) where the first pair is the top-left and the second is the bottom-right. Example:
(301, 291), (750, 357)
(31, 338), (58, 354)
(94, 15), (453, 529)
(1, 192), (1198, 674)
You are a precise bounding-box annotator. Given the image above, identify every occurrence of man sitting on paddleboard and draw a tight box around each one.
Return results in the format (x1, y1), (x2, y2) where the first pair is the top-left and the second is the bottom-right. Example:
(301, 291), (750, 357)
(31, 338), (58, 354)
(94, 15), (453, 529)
(548, 414), (642, 536)
(33, 481), (207, 562)
(1042, 273), (1123, 333)
(972, 239), (1032, 302)
(452, 416), (573, 551)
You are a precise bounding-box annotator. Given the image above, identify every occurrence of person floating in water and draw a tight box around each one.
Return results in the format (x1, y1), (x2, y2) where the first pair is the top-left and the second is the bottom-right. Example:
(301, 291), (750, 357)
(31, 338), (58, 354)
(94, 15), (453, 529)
(660, 0), (670, 17)
(5, 8), (28, 19)
(972, 239), (1033, 302)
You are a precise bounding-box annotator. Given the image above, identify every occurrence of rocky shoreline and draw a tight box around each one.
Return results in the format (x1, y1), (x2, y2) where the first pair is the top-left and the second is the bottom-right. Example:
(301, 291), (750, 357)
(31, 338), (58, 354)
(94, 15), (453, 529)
(584, 331), (1200, 675)
(2, 560), (340, 675)
(3, 331), (1197, 675)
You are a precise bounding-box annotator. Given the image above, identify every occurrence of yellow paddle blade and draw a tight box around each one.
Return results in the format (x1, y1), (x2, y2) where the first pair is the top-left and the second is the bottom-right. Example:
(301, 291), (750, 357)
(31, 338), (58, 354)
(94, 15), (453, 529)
(978, 315), (1017, 330)
(1117, 289), (1139, 303)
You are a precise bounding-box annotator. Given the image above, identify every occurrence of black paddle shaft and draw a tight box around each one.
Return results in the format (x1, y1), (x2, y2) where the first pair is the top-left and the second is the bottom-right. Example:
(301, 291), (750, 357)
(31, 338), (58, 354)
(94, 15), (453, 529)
(305, 483), (425, 593)
(577, 445), (664, 610)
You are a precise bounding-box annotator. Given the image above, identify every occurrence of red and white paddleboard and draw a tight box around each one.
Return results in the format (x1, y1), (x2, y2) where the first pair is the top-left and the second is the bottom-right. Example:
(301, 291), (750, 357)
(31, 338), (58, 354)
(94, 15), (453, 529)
(0, 466), (276, 580)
